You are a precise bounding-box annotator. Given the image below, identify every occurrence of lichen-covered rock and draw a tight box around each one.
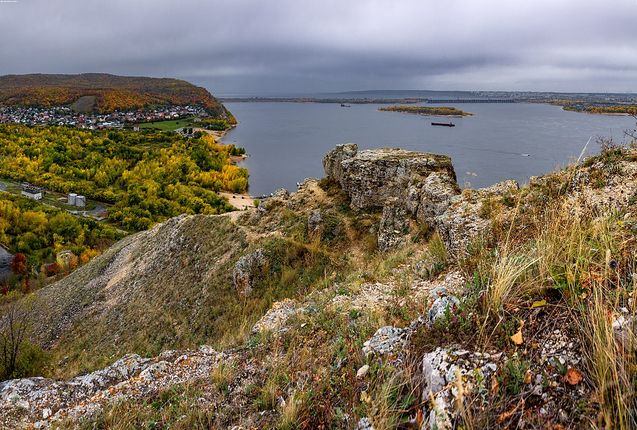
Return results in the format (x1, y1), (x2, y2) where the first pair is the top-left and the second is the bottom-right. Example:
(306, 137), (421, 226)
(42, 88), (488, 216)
(307, 209), (322, 235)
(414, 172), (461, 223)
(356, 417), (375, 430)
(377, 199), (409, 251)
(0, 354), (150, 428)
(323, 143), (359, 184)
(232, 248), (267, 296)
(0, 348), (227, 429)
(427, 295), (460, 326)
(252, 299), (298, 334)
(322, 144), (521, 259)
(434, 180), (519, 258)
(323, 145), (458, 211)
(421, 348), (503, 430)
(362, 326), (409, 356)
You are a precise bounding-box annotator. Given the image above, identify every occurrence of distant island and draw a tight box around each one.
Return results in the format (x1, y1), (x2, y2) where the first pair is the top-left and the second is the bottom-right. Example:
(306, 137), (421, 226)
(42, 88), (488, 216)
(548, 100), (637, 116)
(379, 105), (473, 116)
(0, 73), (236, 130)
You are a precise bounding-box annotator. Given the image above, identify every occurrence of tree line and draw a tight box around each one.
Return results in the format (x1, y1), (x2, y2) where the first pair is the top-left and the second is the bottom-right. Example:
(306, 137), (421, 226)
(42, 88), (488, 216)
(0, 124), (249, 231)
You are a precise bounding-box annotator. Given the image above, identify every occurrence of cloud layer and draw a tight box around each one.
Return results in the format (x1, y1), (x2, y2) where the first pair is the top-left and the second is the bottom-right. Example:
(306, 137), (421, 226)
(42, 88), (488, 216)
(1, 0), (636, 94)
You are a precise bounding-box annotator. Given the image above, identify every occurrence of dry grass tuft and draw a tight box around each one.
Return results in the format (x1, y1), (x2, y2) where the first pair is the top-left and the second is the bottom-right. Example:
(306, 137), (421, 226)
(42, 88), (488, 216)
(367, 363), (420, 430)
(581, 283), (637, 429)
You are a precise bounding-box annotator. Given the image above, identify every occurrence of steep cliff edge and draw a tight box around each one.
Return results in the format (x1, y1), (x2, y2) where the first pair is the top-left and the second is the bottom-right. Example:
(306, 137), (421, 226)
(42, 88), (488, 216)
(2, 143), (637, 429)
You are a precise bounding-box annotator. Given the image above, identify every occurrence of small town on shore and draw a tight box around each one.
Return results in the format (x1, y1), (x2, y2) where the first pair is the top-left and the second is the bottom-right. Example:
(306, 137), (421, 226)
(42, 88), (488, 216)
(0, 104), (210, 129)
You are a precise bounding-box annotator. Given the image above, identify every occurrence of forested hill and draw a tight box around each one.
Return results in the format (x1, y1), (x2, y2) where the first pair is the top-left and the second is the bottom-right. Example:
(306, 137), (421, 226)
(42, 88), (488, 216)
(0, 73), (232, 118)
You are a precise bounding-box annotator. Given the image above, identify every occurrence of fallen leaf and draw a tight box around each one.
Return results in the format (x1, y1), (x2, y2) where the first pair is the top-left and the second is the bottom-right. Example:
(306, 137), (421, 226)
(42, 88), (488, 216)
(497, 408), (515, 423)
(360, 391), (371, 403)
(416, 409), (424, 427)
(531, 299), (547, 308)
(524, 369), (533, 384)
(565, 367), (583, 385)
(510, 322), (524, 345)
(490, 376), (500, 395)
(497, 399), (524, 423)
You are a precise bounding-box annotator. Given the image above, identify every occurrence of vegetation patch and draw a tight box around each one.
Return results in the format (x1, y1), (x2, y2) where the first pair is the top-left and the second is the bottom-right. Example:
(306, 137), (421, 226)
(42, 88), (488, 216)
(0, 124), (248, 231)
(379, 105), (473, 116)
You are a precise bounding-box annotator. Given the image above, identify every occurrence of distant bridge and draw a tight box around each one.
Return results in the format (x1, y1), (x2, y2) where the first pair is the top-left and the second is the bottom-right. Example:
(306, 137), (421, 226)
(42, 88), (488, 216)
(427, 99), (517, 104)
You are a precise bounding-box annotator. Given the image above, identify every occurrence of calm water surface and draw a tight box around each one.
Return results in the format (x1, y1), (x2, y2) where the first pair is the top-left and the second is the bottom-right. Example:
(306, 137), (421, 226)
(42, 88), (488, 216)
(222, 102), (635, 196)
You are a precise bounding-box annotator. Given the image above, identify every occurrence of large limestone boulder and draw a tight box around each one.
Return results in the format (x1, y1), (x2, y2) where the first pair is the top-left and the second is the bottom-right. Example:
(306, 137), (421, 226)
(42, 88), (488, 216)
(323, 144), (459, 212)
(323, 144), (519, 257)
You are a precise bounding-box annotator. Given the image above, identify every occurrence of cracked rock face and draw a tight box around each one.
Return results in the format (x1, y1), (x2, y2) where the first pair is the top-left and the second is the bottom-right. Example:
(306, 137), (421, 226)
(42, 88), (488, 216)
(377, 199), (410, 251)
(322, 144), (518, 258)
(434, 180), (519, 257)
(323, 144), (458, 212)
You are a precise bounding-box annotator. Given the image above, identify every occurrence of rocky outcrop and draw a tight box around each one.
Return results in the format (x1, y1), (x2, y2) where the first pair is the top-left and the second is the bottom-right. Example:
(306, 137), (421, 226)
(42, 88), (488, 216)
(377, 199), (409, 251)
(251, 299), (298, 334)
(323, 144), (521, 257)
(233, 248), (267, 296)
(413, 172), (461, 224)
(0, 346), (228, 428)
(323, 144), (458, 212)
(434, 180), (518, 256)
(323, 143), (358, 186)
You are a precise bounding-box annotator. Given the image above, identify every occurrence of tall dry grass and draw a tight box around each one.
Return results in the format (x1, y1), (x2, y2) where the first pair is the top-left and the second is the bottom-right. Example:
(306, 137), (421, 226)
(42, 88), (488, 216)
(583, 284), (636, 429)
(506, 199), (636, 427)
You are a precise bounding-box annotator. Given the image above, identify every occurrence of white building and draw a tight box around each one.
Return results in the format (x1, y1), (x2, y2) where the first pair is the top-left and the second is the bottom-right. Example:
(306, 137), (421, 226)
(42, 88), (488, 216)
(21, 183), (43, 200)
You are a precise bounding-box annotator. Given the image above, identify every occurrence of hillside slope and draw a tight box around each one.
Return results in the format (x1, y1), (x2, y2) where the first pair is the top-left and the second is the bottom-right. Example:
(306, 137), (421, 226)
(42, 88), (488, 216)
(2, 142), (637, 429)
(0, 73), (232, 118)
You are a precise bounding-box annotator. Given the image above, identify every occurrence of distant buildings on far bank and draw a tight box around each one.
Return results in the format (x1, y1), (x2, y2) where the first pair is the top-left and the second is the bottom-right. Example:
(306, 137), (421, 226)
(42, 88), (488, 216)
(0, 105), (209, 130)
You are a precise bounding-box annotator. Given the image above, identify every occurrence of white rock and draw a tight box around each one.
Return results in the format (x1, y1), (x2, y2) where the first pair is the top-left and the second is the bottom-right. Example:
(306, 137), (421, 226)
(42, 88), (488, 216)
(356, 365), (370, 379)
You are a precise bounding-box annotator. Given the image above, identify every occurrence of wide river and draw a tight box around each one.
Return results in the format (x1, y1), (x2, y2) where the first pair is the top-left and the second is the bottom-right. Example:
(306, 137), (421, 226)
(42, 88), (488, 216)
(222, 102), (635, 196)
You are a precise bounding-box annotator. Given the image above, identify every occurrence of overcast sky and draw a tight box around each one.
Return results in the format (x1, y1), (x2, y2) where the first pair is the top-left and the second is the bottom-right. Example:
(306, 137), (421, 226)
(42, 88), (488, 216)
(1, 0), (637, 95)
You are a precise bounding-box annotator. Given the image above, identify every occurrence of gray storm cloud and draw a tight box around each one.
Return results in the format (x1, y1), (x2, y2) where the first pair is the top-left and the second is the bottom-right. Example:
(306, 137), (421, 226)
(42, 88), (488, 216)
(1, 0), (636, 94)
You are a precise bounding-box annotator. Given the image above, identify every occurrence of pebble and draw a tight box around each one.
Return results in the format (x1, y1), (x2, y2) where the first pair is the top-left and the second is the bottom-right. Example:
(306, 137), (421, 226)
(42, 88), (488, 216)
(356, 365), (370, 379)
